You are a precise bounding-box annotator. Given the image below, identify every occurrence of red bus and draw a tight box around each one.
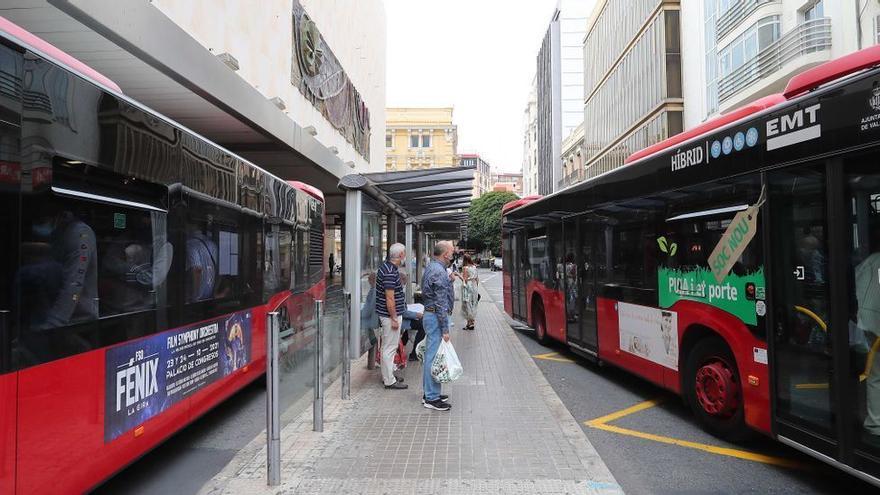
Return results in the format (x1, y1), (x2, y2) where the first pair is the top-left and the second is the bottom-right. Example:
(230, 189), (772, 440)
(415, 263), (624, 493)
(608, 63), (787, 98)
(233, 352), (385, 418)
(0, 18), (325, 493)
(502, 46), (880, 485)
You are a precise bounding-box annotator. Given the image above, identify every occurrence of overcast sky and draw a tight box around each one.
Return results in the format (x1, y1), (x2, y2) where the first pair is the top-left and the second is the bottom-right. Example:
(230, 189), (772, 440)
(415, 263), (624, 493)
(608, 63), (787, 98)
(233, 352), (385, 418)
(385, 0), (562, 173)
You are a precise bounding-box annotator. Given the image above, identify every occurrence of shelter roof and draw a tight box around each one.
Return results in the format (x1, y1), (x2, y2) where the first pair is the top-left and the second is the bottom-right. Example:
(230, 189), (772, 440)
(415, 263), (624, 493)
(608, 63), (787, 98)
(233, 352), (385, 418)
(339, 167), (475, 225)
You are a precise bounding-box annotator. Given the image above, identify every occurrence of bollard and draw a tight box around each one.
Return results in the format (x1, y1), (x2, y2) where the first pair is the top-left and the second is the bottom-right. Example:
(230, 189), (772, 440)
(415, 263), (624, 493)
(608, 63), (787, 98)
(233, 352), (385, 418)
(342, 290), (351, 400)
(314, 299), (324, 432)
(266, 311), (281, 486)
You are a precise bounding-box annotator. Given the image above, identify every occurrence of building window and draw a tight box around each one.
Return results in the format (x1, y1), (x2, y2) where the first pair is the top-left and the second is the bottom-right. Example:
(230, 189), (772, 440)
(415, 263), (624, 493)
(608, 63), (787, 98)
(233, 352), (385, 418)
(718, 16), (780, 80)
(421, 134), (431, 148)
(803, 1), (824, 22)
(410, 134), (419, 148)
(875, 15), (880, 44)
(386, 133), (392, 148)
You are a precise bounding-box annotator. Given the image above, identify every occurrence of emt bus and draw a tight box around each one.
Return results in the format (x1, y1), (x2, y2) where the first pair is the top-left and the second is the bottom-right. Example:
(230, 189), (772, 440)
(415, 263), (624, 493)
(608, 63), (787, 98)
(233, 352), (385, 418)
(502, 46), (880, 485)
(0, 17), (325, 493)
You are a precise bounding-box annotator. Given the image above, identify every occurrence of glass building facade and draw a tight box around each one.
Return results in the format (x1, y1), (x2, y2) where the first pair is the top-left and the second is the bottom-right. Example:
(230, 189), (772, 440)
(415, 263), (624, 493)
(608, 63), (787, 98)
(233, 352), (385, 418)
(583, 1), (683, 179)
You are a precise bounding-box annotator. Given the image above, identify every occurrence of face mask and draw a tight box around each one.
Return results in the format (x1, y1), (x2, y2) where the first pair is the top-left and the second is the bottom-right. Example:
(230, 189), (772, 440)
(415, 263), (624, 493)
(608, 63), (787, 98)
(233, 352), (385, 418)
(32, 223), (53, 238)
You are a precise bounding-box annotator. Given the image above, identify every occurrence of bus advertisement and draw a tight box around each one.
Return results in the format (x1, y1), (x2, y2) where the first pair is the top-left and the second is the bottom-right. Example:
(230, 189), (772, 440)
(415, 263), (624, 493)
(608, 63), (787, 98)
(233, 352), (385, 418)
(502, 45), (880, 486)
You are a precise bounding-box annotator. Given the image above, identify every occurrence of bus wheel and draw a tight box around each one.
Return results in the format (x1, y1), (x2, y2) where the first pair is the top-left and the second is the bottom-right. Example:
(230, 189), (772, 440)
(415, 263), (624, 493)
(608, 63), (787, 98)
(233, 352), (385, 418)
(532, 300), (548, 344)
(685, 337), (750, 442)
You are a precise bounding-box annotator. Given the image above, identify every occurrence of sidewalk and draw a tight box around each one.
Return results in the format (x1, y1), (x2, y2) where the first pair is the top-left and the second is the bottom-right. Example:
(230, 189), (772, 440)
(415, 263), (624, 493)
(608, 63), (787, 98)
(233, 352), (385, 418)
(199, 286), (623, 495)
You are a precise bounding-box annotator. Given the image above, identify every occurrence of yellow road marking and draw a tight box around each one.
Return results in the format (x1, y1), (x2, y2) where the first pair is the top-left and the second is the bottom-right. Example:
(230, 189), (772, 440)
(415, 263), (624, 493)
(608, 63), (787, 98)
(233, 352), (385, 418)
(585, 398), (806, 469)
(585, 398), (665, 426)
(532, 352), (575, 363)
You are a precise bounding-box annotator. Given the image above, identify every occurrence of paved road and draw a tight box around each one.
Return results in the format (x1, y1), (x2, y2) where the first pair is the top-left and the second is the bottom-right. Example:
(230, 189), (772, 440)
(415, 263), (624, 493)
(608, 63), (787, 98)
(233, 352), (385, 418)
(477, 268), (873, 494)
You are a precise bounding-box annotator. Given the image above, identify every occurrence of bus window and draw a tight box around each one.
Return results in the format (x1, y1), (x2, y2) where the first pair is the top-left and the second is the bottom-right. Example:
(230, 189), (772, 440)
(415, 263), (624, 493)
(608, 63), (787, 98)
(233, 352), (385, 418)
(659, 175), (764, 329)
(263, 222), (293, 299)
(527, 235), (550, 284)
(20, 195), (98, 331)
(180, 193), (260, 323)
(845, 158), (880, 459)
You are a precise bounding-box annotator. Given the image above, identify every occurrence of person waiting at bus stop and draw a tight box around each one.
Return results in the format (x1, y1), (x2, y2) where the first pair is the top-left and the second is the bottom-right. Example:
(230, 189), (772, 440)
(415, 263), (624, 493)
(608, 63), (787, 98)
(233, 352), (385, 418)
(376, 243), (408, 390)
(421, 240), (454, 411)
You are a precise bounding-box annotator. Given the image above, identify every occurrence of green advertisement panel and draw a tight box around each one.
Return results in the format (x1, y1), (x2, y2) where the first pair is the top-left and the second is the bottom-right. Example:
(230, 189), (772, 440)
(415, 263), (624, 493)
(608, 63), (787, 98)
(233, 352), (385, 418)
(658, 267), (765, 326)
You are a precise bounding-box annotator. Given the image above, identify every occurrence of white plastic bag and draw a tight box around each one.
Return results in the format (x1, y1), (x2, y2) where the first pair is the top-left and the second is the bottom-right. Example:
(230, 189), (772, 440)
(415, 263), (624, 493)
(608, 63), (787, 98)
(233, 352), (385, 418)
(415, 338), (427, 362)
(431, 340), (463, 383)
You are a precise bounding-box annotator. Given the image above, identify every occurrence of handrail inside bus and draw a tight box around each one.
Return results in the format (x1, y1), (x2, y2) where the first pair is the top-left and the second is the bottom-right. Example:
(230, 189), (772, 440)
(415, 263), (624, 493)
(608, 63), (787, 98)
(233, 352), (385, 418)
(51, 186), (167, 213)
(666, 204), (749, 222)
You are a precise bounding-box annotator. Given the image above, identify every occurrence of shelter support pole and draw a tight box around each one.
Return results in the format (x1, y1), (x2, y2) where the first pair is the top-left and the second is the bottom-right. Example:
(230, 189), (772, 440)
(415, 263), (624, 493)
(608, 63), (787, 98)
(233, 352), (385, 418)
(344, 189), (363, 365)
(405, 221), (414, 303)
(388, 213), (398, 254)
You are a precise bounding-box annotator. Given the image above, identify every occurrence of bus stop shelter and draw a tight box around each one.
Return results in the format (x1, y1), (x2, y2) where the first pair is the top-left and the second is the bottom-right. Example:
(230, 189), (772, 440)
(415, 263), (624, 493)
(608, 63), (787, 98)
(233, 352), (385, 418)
(338, 166), (475, 359)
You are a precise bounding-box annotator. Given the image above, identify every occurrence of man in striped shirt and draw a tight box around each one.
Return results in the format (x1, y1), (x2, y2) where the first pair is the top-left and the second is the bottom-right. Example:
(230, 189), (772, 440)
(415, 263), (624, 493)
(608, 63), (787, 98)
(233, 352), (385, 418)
(376, 243), (408, 389)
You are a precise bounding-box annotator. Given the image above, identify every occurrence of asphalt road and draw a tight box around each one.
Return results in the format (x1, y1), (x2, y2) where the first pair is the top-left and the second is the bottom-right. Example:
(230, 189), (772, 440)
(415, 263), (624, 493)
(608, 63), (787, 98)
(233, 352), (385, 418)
(477, 268), (874, 494)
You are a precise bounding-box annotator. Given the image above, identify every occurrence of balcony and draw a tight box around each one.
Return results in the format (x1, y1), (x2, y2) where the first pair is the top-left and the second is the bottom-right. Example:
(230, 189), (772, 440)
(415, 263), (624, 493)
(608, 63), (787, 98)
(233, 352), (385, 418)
(718, 18), (831, 104)
(717, 0), (777, 41)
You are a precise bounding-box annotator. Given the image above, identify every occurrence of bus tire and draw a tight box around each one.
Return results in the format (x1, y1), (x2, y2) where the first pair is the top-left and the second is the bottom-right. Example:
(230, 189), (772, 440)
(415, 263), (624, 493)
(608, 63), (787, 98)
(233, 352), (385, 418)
(684, 336), (751, 442)
(532, 299), (548, 344)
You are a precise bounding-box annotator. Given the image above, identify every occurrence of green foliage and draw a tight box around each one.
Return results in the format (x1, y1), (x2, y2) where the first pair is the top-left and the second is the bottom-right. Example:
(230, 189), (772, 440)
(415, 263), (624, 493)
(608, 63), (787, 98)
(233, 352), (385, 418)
(466, 191), (519, 255)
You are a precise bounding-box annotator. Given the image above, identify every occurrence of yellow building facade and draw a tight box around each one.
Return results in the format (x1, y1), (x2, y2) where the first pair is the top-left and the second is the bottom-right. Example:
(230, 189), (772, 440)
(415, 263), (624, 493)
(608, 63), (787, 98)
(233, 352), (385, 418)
(385, 108), (458, 171)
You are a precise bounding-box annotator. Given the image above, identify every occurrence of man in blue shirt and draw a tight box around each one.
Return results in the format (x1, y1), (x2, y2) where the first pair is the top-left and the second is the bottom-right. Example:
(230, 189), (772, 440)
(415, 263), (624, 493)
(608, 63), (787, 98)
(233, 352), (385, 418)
(421, 240), (454, 411)
(376, 243), (408, 389)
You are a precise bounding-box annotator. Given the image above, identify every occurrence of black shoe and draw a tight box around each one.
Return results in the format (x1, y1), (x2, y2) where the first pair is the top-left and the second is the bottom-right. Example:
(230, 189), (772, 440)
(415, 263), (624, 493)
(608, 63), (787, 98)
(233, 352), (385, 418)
(408, 354), (418, 362)
(385, 381), (408, 390)
(422, 394), (450, 404)
(394, 375), (405, 383)
(423, 398), (451, 411)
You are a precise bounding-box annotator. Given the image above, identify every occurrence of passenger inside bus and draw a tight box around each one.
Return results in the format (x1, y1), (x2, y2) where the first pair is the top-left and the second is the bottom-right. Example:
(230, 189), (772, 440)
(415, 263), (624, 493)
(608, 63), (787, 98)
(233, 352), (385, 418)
(22, 204), (98, 330)
(855, 228), (880, 443)
(186, 220), (219, 303)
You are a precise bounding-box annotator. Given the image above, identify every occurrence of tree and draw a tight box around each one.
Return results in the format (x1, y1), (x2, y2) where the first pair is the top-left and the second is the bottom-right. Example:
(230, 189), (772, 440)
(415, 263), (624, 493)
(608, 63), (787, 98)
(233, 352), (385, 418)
(466, 191), (518, 255)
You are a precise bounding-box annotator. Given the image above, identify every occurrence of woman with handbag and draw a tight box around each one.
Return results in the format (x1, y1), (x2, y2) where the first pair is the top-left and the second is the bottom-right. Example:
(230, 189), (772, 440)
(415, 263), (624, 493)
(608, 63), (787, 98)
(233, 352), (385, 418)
(460, 254), (479, 330)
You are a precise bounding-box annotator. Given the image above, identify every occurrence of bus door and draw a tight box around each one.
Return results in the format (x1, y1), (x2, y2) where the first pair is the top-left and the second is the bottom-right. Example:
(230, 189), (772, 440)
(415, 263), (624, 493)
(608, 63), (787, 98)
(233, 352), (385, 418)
(768, 164), (837, 457)
(562, 216), (598, 351)
(510, 230), (526, 320)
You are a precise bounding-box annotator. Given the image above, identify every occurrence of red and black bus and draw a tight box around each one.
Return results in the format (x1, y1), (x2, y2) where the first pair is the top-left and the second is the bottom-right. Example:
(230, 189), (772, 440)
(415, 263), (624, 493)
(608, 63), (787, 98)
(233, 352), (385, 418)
(0, 17), (325, 493)
(502, 46), (880, 485)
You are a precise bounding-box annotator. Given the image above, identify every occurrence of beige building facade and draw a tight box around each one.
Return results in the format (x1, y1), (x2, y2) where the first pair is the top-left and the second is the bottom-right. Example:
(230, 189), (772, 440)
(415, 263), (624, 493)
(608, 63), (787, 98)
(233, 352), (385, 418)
(560, 123), (585, 189)
(492, 171), (524, 196)
(460, 154), (492, 199)
(385, 107), (458, 171)
(151, 0), (387, 172)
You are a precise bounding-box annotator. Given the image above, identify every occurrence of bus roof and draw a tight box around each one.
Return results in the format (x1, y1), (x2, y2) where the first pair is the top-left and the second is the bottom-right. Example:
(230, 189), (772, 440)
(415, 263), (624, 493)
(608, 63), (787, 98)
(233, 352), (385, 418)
(626, 44), (880, 166)
(624, 93), (785, 165)
(288, 180), (324, 202)
(0, 16), (122, 94)
(505, 44), (880, 223)
(502, 195), (542, 215)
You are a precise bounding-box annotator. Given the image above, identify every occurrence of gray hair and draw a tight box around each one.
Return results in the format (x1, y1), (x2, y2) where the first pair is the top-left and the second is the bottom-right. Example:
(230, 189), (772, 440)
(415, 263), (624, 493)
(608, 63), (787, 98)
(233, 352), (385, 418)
(389, 243), (406, 260)
(433, 241), (451, 257)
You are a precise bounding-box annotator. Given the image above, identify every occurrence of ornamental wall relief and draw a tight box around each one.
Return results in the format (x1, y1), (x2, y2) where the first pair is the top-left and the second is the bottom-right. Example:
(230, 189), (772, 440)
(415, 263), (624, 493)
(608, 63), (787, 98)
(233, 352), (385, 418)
(291, 0), (371, 161)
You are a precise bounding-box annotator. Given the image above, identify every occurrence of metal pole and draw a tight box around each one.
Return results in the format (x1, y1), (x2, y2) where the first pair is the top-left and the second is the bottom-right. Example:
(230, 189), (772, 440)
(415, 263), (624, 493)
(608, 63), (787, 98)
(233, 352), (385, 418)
(405, 221), (414, 304)
(266, 312), (281, 486)
(344, 189), (363, 361)
(342, 290), (351, 399)
(314, 299), (324, 432)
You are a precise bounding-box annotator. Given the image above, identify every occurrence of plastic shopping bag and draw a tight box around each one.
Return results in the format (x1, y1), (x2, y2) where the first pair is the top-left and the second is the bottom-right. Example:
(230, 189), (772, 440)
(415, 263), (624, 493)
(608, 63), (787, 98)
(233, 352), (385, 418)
(431, 341), (463, 383)
(415, 338), (427, 362)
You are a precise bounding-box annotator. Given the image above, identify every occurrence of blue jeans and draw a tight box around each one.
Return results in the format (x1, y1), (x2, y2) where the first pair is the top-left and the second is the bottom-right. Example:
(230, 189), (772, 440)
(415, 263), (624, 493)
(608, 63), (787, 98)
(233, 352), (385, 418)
(422, 312), (442, 401)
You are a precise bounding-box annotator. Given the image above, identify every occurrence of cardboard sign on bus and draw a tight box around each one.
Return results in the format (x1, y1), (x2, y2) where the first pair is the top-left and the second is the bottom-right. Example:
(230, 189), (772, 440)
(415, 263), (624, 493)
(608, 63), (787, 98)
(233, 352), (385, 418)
(707, 189), (765, 283)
